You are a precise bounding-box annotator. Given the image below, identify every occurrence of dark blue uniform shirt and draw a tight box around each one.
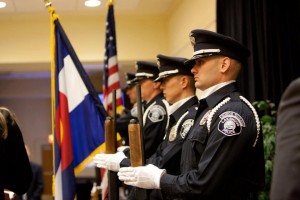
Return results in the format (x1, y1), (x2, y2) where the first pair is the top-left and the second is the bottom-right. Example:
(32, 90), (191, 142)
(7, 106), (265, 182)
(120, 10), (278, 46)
(160, 83), (265, 200)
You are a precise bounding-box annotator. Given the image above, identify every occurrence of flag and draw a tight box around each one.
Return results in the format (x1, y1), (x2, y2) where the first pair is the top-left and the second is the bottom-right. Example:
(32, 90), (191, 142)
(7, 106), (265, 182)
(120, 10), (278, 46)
(102, 1), (123, 115)
(48, 7), (107, 200)
(101, 2), (123, 199)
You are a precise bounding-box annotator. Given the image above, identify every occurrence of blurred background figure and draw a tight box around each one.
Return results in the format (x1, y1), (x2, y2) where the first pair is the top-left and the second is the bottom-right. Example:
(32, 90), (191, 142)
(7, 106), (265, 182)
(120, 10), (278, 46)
(18, 145), (44, 200)
(132, 61), (169, 159)
(117, 72), (138, 146)
(125, 72), (138, 107)
(270, 77), (300, 200)
(0, 107), (32, 200)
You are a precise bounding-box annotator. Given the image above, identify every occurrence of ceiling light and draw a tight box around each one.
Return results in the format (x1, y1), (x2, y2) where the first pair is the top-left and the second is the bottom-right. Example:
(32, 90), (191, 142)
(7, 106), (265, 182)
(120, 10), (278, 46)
(0, 1), (7, 8)
(84, 0), (101, 7)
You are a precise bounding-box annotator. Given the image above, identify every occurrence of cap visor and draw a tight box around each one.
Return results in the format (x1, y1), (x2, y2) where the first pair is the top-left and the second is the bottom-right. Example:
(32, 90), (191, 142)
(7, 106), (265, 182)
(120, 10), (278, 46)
(184, 54), (214, 66)
(154, 76), (163, 82)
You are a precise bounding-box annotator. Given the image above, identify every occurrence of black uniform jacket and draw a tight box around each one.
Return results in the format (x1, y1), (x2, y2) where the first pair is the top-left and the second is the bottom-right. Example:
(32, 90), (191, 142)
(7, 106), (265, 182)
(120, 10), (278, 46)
(160, 83), (265, 200)
(117, 106), (138, 145)
(121, 96), (198, 200)
(121, 96), (198, 171)
(147, 96), (198, 175)
(142, 93), (169, 159)
(148, 96), (198, 200)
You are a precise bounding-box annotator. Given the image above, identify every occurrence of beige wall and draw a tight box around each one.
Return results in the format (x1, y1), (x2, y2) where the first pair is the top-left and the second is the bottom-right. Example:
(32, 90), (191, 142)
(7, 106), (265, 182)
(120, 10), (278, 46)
(168, 0), (216, 57)
(0, 0), (216, 164)
(0, 13), (169, 70)
(0, 0), (215, 67)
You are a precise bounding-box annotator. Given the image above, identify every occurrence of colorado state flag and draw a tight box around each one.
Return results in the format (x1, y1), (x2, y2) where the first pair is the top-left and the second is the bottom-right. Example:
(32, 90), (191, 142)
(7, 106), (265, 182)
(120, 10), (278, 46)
(49, 12), (107, 200)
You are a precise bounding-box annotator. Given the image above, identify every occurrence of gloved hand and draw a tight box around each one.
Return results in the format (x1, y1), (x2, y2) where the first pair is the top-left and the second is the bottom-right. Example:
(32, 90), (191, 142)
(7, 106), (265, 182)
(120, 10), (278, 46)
(117, 146), (130, 152)
(93, 151), (127, 172)
(118, 164), (166, 189)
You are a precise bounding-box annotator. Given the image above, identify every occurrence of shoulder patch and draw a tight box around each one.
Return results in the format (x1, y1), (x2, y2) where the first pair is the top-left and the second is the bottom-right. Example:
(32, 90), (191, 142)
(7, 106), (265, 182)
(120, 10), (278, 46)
(148, 105), (166, 122)
(180, 119), (194, 138)
(130, 106), (138, 117)
(218, 111), (245, 136)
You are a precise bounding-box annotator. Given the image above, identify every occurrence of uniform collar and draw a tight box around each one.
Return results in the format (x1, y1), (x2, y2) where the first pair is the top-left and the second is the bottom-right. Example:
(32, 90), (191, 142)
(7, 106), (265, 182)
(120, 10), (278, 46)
(171, 96), (198, 121)
(146, 92), (164, 106)
(168, 96), (193, 115)
(205, 82), (238, 109)
(200, 80), (236, 99)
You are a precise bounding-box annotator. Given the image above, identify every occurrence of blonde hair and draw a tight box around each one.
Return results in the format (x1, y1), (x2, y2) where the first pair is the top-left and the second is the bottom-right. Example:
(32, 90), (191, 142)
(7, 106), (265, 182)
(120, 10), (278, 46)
(0, 107), (16, 140)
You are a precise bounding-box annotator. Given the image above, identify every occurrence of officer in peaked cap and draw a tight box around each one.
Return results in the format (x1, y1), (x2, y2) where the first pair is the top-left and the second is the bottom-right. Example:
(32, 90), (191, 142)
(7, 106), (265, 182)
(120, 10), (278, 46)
(124, 72), (137, 106)
(94, 55), (198, 200)
(117, 72), (138, 146)
(125, 72), (136, 88)
(155, 54), (194, 83)
(131, 60), (168, 159)
(117, 30), (265, 200)
(185, 29), (250, 67)
(133, 61), (160, 82)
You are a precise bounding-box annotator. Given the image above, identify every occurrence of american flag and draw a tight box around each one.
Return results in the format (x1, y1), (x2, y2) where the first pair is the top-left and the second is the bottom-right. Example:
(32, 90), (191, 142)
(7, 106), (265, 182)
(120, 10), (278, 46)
(102, 1), (123, 115)
(101, 2), (123, 199)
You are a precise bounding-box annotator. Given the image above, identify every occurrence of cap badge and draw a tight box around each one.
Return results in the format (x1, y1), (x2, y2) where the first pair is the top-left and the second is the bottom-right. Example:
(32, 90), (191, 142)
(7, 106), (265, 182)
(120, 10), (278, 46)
(157, 59), (161, 68)
(189, 36), (196, 47)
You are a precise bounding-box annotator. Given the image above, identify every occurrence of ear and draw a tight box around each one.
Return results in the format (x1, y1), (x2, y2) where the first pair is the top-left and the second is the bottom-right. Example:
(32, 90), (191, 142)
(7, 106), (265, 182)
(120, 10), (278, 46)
(180, 76), (188, 89)
(220, 57), (231, 73)
(153, 81), (161, 89)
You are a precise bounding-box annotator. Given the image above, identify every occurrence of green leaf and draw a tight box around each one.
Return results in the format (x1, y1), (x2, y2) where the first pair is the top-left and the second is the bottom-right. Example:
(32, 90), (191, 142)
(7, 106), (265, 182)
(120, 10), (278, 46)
(253, 100), (276, 200)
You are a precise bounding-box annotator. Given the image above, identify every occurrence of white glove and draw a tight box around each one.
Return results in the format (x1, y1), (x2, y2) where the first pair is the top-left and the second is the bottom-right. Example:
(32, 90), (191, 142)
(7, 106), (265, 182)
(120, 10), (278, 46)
(93, 152), (126, 172)
(118, 164), (166, 189)
(117, 146), (130, 152)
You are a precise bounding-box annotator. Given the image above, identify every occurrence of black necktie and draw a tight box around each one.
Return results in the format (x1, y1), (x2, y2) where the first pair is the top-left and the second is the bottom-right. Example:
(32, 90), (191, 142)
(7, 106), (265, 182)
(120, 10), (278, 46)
(196, 98), (208, 118)
(168, 115), (176, 129)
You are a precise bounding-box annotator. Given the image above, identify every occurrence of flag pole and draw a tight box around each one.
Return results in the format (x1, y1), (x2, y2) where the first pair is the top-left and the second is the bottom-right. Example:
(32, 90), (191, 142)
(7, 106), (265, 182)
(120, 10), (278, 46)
(44, 0), (58, 198)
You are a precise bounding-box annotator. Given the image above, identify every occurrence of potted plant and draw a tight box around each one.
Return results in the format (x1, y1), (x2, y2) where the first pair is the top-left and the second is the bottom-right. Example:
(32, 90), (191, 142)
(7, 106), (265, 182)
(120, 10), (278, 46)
(252, 100), (276, 200)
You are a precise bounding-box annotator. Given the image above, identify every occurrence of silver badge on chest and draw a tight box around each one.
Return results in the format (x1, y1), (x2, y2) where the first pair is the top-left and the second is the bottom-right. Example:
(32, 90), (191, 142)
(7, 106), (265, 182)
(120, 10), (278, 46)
(180, 119), (194, 138)
(169, 126), (177, 142)
(200, 110), (211, 125)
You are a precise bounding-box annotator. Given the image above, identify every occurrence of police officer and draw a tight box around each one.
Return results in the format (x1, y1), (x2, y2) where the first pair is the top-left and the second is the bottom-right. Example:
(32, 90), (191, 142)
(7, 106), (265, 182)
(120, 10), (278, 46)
(118, 30), (265, 200)
(146, 54), (198, 200)
(117, 72), (138, 145)
(133, 61), (169, 159)
(94, 54), (199, 200)
(124, 72), (137, 105)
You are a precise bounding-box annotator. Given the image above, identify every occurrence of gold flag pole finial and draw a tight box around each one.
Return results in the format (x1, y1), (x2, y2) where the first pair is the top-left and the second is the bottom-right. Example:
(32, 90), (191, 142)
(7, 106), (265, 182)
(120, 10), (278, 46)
(43, 0), (58, 20)
(107, 0), (113, 7)
(44, 0), (52, 8)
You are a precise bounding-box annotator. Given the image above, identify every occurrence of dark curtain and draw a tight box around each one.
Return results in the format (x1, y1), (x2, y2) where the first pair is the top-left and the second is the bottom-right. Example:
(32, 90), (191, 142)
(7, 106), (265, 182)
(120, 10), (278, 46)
(217, 0), (300, 106)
